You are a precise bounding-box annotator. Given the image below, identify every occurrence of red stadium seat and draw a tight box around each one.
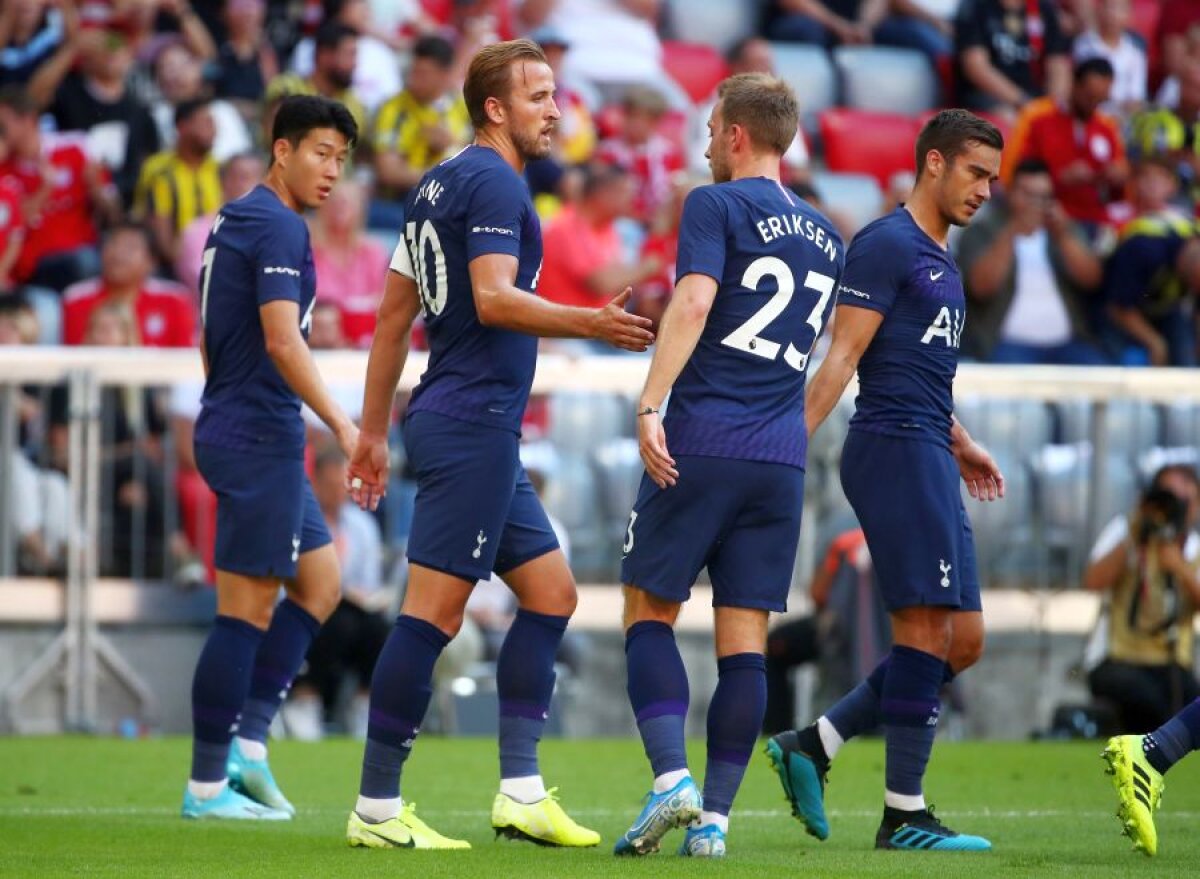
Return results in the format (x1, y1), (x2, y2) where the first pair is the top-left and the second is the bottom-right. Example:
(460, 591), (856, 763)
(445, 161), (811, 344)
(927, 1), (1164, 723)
(1129, 0), (1162, 47)
(819, 109), (922, 189)
(1130, 0), (1164, 87)
(662, 41), (729, 104)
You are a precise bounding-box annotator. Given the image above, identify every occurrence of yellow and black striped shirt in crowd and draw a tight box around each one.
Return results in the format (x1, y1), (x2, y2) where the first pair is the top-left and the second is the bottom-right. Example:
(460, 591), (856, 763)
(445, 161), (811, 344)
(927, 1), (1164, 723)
(134, 151), (222, 232)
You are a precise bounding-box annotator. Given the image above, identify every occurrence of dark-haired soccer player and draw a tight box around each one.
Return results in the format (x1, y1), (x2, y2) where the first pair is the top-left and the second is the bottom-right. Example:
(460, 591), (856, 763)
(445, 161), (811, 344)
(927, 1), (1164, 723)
(767, 109), (1005, 851)
(343, 39), (653, 850)
(182, 95), (360, 820)
(615, 72), (843, 859)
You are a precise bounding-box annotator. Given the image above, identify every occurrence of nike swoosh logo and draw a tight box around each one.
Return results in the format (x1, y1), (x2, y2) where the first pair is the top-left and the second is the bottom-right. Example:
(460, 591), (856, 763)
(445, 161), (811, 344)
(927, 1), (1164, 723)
(930, 270), (944, 281)
(365, 826), (415, 847)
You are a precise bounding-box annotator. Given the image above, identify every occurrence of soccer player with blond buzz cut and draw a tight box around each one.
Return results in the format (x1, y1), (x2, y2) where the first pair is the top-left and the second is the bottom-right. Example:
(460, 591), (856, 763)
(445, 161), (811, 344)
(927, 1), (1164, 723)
(615, 72), (843, 859)
(343, 38), (654, 850)
(767, 109), (1006, 852)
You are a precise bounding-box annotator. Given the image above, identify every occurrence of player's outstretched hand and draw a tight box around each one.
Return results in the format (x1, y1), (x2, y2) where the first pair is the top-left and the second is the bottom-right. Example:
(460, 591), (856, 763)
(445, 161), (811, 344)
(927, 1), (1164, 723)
(346, 429), (390, 512)
(638, 411), (678, 489)
(591, 288), (655, 352)
(955, 439), (1005, 502)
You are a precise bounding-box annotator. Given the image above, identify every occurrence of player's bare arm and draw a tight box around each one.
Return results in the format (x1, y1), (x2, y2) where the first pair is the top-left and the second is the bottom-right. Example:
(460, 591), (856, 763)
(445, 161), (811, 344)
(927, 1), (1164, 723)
(635, 273), (719, 489)
(949, 414), (1004, 502)
(469, 252), (654, 351)
(260, 299), (358, 456)
(347, 269), (423, 511)
(804, 304), (884, 439)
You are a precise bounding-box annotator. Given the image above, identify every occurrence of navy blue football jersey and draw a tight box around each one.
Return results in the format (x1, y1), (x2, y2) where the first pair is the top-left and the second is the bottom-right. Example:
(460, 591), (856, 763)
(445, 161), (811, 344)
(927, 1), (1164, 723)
(195, 184), (316, 458)
(666, 177), (844, 468)
(838, 207), (964, 447)
(391, 144), (543, 434)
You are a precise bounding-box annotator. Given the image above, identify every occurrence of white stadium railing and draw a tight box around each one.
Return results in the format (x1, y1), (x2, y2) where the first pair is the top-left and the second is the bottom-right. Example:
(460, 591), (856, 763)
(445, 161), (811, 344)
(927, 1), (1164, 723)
(2, 347), (1199, 732)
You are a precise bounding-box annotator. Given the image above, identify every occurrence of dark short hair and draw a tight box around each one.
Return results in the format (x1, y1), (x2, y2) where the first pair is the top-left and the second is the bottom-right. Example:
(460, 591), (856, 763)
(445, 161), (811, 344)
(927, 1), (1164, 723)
(174, 96), (211, 127)
(413, 34), (455, 68)
(0, 86), (37, 116)
(914, 109), (1004, 179)
(717, 73), (798, 155)
(1153, 463), (1200, 488)
(724, 36), (758, 66)
(581, 161), (629, 197)
(219, 151), (262, 180)
(271, 94), (358, 152)
(1134, 155), (1178, 177)
(313, 442), (345, 474)
(1074, 56), (1115, 83)
(315, 21), (356, 53)
(1012, 157), (1051, 180)
(103, 221), (151, 248)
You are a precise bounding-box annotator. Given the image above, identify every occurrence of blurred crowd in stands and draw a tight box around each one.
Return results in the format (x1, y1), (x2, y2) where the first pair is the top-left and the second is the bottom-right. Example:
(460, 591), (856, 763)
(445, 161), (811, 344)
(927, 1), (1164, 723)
(4, 0), (1200, 597)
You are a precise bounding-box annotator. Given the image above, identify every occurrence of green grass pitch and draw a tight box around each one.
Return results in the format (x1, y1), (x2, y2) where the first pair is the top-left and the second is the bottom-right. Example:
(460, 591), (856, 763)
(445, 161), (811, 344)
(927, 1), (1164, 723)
(1, 737), (1198, 877)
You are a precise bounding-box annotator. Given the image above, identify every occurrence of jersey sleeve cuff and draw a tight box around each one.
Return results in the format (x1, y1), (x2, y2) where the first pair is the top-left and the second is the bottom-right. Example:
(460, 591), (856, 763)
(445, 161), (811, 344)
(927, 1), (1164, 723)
(389, 239), (415, 279)
(835, 295), (890, 315)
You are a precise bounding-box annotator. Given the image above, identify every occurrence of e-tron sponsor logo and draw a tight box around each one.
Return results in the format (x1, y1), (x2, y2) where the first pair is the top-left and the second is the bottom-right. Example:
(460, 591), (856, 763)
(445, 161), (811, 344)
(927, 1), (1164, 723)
(471, 225), (515, 236)
(263, 266), (301, 276)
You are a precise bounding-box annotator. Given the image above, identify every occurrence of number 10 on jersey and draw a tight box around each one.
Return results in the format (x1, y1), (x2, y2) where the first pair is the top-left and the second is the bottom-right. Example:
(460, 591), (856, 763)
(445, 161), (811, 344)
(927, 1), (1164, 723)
(406, 220), (448, 317)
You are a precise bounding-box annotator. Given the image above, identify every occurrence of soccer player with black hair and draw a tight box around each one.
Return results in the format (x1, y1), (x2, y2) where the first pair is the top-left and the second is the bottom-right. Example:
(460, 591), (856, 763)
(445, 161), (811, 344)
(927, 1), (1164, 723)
(768, 108), (1005, 852)
(182, 94), (359, 820)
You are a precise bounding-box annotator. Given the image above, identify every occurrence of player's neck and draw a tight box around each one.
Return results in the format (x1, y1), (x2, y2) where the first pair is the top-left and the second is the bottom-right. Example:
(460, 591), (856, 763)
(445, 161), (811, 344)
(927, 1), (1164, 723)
(904, 192), (950, 249)
(263, 171), (302, 213)
(729, 154), (781, 183)
(473, 132), (524, 174)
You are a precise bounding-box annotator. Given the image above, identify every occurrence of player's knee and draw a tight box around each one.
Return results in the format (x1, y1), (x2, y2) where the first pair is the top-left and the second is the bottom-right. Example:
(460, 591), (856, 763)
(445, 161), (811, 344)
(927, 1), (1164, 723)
(949, 628), (985, 672)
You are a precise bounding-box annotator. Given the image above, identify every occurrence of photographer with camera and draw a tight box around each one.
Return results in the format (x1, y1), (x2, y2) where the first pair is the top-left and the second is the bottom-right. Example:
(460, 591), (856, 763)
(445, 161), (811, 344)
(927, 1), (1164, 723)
(1084, 464), (1200, 732)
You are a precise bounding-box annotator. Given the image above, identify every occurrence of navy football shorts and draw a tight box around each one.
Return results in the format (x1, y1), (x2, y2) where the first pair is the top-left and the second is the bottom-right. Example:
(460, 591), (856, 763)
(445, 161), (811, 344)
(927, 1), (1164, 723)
(195, 442), (331, 579)
(404, 411), (559, 583)
(840, 429), (981, 613)
(620, 455), (805, 612)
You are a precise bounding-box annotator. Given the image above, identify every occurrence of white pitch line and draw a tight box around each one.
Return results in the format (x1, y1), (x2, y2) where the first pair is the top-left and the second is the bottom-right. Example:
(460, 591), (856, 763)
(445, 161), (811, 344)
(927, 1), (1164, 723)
(2, 806), (1200, 820)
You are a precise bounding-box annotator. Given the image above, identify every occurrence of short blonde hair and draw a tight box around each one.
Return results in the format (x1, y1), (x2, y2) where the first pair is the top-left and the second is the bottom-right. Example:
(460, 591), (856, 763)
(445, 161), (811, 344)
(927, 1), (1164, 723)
(463, 39), (548, 130)
(716, 73), (799, 156)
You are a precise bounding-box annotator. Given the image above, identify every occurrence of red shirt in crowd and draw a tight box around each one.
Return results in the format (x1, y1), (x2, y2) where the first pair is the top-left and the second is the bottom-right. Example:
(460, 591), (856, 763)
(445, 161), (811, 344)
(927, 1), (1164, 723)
(595, 134), (686, 224)
(1, 134), (103, 283)
(0, 178), (23, 283)
(539, 206), (625, 308)
(636, 229), (678, 305)
(62, 278), (196, 347)
(1018, 102), (1127, 225)
(1159, 0), (1200, 47)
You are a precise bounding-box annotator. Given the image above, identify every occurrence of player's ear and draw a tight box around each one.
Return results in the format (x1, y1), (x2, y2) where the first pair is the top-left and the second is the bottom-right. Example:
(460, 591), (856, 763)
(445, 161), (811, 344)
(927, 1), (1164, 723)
(272, 137), (291, 169)
(484, 96), (506, 126)
(921, 148), (941, 179)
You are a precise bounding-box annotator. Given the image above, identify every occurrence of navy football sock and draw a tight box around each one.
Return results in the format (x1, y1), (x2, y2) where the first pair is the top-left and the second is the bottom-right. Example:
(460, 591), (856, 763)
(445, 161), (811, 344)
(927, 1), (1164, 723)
(881, 646), (945, 799)
(496, 608), (569, 779)
(358, 614), (449, 799)
(704, 653), (767, 817)
(191, 615), (264, 782)
(826, 656), (889, 741)
(1144, 698), (1200, 775)
(237, 599), (321, 745)
(625, 620), (690, 778)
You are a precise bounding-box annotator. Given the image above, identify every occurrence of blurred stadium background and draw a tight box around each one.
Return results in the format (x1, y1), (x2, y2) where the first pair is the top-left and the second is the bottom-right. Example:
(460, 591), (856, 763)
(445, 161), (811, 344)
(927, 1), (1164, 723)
(3, 0), (1200, 752)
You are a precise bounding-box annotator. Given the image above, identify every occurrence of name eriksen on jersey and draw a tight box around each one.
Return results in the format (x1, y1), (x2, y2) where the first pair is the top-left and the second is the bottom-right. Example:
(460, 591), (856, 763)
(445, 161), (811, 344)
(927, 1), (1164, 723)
(755, 213), (838, 262)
